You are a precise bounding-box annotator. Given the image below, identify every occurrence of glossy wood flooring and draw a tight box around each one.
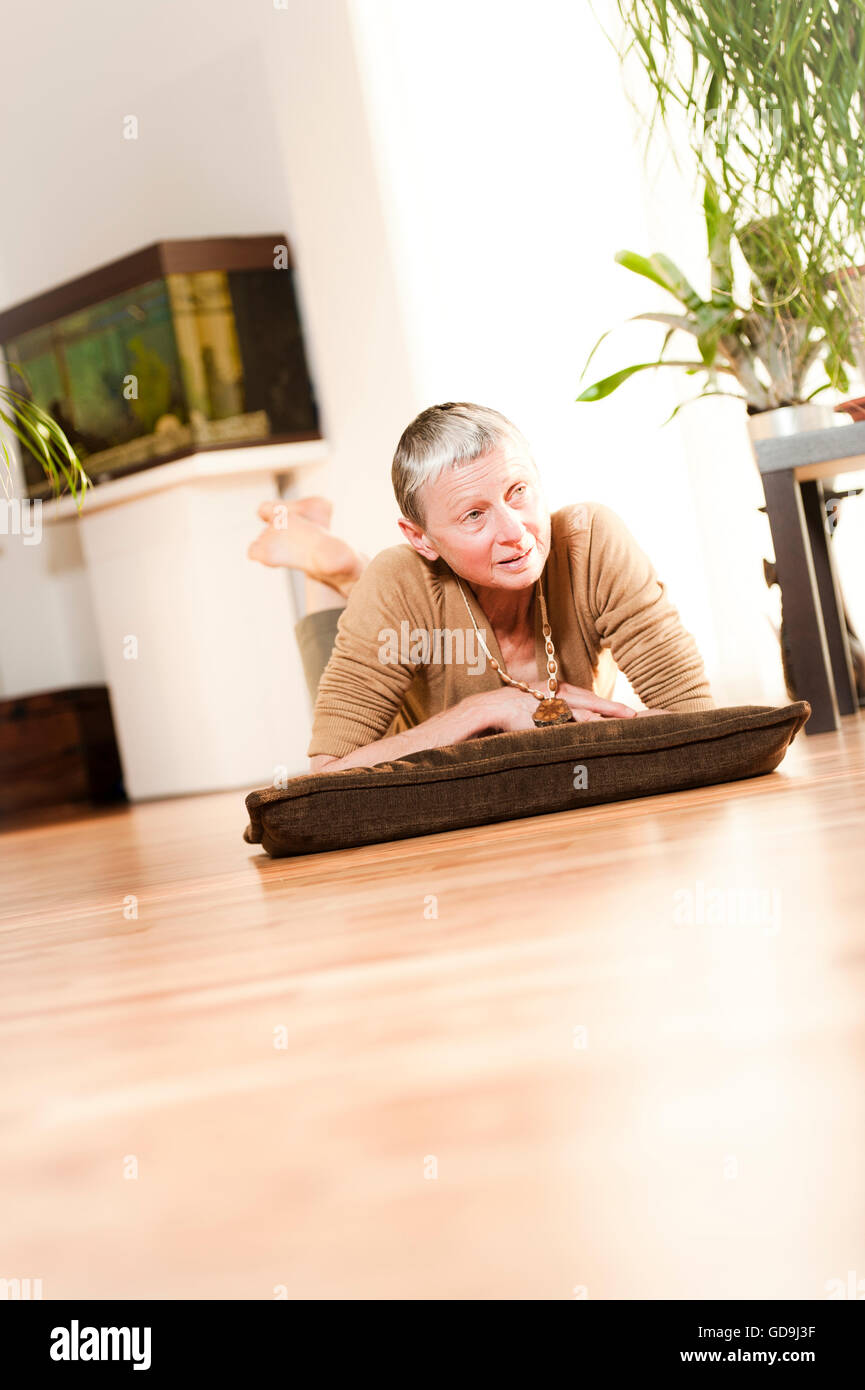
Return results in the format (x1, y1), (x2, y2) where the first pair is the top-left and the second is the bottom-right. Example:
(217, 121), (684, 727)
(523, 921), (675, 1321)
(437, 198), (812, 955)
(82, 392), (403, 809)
(2, 713), (864, 1300)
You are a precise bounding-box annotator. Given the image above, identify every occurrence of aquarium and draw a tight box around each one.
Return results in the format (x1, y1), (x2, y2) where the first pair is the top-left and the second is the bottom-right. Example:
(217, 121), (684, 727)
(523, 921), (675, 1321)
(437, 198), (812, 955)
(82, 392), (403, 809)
(0, 237), (321, 498)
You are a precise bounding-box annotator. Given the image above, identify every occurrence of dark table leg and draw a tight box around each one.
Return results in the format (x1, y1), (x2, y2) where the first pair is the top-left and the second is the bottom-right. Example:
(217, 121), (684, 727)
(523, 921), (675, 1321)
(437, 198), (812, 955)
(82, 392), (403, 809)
(762, 469), (839, 734)
(800, 479), (859, 715)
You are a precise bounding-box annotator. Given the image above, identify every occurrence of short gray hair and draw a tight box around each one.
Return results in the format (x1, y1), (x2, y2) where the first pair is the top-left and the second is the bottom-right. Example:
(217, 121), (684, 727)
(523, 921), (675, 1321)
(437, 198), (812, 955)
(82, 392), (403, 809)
(392, 401), (533, 526)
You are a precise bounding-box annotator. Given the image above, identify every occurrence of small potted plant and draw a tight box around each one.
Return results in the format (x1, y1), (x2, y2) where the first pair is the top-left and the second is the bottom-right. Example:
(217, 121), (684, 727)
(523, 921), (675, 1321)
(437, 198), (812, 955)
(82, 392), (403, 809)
(577, 176), (858, 451)
(592, 2), (865, 445)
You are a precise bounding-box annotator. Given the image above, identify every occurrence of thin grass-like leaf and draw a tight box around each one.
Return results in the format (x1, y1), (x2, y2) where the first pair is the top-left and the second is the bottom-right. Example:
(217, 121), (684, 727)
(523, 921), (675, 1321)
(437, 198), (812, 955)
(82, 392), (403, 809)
(0, 383), (91, 505)
(660, 387), (744, 425)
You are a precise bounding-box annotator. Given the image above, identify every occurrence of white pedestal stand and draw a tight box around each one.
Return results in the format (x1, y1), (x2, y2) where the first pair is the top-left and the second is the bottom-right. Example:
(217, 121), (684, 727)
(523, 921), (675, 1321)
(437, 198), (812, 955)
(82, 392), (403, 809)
(43, 441), (328, 800)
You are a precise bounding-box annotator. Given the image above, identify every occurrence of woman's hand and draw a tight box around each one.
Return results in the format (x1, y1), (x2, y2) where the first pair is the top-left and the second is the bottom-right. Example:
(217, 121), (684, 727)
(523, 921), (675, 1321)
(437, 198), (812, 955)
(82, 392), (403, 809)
(308, 684), (658, 773)
(466, 684), (638, 733)
(555, 682), (638, 721)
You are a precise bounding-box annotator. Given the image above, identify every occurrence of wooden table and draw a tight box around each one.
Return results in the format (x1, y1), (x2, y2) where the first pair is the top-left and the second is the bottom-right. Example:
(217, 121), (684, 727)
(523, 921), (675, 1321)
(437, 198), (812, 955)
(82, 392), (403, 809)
(756, 420), (865, 734)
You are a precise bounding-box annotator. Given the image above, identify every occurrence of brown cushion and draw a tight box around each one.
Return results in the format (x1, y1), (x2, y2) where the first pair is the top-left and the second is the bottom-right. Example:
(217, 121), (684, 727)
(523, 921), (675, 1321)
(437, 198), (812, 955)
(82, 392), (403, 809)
(243, 702), (810, 858)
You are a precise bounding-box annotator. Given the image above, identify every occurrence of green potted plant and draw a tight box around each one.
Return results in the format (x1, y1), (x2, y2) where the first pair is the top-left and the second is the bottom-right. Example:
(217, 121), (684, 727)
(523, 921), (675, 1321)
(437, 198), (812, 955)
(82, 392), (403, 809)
(584, 1), (865, 443)
(1, 367), (90, 506)
(577, 175), (857, 444)
(609, 0), (865, 268)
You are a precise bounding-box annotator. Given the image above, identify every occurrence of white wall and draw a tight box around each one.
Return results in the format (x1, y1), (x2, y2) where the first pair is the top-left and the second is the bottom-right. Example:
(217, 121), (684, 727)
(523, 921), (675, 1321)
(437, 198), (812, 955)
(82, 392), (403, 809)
(0, 0), (416, 701)
(5, 0), (856, 720)
(347, 0), (721, 700)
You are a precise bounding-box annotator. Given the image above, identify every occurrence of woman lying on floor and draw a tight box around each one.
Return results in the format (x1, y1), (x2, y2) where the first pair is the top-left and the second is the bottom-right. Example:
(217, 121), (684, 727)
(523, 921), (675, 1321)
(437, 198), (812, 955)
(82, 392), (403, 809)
(248, 402), (715, 773)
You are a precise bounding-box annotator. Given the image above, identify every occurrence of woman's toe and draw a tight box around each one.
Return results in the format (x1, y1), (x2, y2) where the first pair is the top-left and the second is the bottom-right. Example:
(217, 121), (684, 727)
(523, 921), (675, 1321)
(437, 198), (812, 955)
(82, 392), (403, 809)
(294, 496), (333, 528)
(256, 495), (333, 529)
(247, 529), (282, 566)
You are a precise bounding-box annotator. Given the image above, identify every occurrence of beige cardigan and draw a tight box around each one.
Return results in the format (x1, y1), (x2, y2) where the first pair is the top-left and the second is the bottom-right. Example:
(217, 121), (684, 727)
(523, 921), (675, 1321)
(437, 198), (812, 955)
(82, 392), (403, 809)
(308, 502), (715, 758)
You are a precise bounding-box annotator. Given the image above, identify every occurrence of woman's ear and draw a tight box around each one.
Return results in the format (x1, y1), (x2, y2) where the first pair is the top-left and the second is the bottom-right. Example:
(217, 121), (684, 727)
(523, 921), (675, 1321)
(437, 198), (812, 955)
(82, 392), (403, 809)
(397, 516), (440, 561)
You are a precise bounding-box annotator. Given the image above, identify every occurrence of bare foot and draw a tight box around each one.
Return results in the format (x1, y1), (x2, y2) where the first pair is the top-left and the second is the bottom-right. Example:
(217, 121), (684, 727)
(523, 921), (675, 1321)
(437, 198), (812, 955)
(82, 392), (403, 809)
(248, 496), (367, 598)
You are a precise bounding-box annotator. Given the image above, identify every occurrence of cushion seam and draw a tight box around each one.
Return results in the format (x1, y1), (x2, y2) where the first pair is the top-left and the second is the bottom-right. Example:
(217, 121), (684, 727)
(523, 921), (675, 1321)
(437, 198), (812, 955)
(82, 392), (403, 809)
(246, 709), (805, 812)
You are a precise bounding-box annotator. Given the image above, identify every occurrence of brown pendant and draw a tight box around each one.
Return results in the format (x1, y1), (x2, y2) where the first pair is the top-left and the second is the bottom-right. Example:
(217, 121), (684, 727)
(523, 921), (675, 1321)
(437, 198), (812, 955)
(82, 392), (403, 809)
(532, 696), (575, 727)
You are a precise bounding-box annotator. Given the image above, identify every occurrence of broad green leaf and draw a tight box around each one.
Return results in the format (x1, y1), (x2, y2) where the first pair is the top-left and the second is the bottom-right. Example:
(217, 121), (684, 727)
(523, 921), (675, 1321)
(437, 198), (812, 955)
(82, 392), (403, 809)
(577, 358), (716, 401)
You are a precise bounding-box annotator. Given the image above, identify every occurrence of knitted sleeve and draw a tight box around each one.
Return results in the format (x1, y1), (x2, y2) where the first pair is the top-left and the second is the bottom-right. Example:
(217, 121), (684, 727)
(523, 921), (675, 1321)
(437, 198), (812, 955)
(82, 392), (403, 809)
(307, 544), (430, 758)
(584, 503), (715, 712)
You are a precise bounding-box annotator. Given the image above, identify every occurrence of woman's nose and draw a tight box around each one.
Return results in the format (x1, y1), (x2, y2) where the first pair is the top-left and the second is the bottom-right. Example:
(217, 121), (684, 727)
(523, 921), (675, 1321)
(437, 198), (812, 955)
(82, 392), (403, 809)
(496, 508), (526, 543)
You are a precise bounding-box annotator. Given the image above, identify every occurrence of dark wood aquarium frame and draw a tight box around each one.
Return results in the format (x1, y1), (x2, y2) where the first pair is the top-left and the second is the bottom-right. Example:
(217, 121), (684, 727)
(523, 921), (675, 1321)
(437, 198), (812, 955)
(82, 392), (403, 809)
(0, 235), (323, 493)
(0, 235), (301, 339)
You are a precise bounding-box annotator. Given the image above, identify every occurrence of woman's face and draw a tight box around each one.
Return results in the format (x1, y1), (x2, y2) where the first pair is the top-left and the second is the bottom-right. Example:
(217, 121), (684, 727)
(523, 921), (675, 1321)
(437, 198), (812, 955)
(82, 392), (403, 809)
(399, 446), (551, 591)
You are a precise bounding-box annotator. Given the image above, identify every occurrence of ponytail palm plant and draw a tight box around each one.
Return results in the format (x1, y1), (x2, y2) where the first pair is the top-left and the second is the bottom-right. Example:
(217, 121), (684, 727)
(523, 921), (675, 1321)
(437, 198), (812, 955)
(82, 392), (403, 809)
(612, 0), (865, 263)
(581, 1), (865, 418)
(1, 368), (91, 507)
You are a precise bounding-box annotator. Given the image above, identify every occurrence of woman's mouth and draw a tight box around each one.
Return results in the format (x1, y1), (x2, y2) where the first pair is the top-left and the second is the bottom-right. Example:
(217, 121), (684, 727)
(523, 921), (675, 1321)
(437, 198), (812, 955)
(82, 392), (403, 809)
(496, 541), (535, 570)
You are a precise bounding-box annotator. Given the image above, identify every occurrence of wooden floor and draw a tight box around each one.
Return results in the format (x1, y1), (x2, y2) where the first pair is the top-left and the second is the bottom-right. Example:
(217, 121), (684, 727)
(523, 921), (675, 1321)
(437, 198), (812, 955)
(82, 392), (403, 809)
(2, 713), (864, 1301)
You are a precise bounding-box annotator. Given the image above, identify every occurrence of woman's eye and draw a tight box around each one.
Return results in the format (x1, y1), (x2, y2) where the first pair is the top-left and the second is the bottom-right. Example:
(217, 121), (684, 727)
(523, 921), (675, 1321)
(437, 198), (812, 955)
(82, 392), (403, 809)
(464, 510), (482, 522)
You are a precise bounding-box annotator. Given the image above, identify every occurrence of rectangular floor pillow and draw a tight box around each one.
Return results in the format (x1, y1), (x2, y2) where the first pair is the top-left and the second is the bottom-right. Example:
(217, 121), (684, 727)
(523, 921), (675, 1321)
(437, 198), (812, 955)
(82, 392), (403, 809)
(243, 702), (811, 858)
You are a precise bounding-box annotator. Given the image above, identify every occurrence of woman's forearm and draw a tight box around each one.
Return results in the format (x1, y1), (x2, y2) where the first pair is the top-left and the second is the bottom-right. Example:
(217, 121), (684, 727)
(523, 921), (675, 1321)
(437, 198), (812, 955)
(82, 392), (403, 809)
(309, 693), (494, 773)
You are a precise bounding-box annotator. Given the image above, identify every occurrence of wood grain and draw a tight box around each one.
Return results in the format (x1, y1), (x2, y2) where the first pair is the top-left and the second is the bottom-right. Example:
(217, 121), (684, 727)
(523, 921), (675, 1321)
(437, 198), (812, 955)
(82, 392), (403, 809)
(1, 713), (864, 1300)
